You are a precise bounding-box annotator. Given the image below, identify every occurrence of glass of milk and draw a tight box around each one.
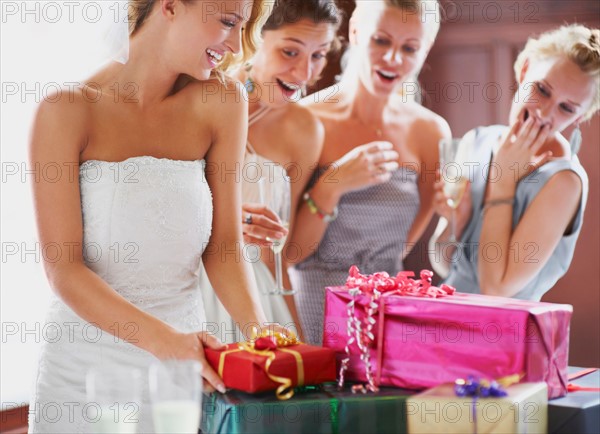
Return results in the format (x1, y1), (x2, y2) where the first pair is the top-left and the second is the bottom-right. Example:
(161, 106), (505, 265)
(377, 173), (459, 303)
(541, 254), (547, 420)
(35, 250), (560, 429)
(149, 360), (202, 434)
(86, 366), (143, 433)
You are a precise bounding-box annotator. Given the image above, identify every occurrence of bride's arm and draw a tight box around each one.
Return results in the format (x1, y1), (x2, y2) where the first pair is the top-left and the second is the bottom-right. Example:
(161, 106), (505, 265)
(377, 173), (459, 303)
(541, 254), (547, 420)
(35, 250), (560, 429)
(202, 80), (268, 330)
(30, 91), (226, 391)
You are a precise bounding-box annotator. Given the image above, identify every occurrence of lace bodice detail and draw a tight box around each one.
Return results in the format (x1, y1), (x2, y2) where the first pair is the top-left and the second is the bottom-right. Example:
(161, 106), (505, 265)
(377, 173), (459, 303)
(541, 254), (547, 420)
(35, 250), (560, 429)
(78, 156), (213, 329)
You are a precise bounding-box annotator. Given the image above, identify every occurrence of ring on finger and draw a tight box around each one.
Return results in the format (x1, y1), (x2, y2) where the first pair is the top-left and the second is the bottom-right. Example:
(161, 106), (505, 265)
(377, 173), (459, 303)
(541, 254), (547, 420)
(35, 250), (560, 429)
(244, 213), (253, 225)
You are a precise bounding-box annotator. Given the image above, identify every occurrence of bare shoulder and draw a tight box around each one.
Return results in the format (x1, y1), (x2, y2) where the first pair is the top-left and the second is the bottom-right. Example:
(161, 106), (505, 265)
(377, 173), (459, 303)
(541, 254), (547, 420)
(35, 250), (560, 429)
(279, 104), (324, 161)
(545, 167), (583, 193)
(403, 101), (451, 138)
(300, 85), (346, 119)
(396, 102), (450, 161)
(185, 76), (248, 117)
(31, 86), (92, 155)
(34, 86), (92, 124)
(281, 104), (322, 136)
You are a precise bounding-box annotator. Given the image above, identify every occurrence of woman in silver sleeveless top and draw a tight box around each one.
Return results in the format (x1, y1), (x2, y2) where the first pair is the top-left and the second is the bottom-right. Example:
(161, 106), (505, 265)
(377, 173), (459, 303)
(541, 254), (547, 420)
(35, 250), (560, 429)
(289, 0), (450, 345)
(430, 25), (599, 301)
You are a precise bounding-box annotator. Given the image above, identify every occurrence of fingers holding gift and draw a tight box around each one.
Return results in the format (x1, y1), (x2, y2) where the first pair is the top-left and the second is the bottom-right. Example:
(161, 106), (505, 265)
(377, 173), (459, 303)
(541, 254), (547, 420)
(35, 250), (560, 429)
(197, 332), (227, 394)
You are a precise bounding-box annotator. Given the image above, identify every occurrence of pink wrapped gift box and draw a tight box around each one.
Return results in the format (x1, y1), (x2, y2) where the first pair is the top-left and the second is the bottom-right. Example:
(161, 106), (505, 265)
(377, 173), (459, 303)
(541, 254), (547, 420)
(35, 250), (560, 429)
(323, 287), (572, 398)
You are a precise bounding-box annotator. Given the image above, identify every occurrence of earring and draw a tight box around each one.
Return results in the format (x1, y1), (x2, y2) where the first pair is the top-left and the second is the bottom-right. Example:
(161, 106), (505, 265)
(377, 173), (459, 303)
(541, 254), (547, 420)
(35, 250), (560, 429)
(569, 123), (582, 155)
(244, 76), (255, 93)
(243, 63), (255, 93)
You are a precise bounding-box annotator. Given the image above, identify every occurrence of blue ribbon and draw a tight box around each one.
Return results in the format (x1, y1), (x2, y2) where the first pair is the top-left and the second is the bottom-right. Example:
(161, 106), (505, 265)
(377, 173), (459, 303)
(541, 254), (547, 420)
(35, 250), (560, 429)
(454, 377), (508, 434)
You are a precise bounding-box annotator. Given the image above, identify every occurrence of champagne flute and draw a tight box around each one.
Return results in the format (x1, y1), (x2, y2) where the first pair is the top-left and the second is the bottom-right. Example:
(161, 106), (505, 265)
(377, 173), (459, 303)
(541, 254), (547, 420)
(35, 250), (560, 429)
(439, 138), (468, 243)
(149, 360), (202, 434)
(259, 175), (295, 295)
(86, 366), (142, 434)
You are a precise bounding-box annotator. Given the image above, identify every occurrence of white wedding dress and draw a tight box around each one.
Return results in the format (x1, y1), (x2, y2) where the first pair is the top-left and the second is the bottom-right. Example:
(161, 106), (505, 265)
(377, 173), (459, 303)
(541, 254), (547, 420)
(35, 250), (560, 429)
(29, 157), (212, 433)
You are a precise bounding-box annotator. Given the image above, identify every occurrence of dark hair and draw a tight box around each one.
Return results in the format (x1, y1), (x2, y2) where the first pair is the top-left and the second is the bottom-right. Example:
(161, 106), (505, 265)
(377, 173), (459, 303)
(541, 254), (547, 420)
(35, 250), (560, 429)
(263, 0), (342, 32)
(262, 0), (343, 55)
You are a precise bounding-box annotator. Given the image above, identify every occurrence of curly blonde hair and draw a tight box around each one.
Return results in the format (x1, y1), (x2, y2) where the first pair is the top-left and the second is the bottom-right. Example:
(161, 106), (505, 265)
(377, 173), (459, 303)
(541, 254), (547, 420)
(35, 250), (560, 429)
(128, 0), (274, 75)
(514, 24), (600, 121)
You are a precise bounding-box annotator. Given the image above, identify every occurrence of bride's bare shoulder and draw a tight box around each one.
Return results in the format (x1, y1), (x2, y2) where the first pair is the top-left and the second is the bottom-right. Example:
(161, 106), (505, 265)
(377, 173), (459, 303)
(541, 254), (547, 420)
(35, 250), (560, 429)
(31, 85), (93, 156)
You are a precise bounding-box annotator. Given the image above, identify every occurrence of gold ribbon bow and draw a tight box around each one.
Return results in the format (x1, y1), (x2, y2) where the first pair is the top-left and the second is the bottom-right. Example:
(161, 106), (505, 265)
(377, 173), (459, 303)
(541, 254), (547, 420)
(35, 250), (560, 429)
(218, 327), (304, 400)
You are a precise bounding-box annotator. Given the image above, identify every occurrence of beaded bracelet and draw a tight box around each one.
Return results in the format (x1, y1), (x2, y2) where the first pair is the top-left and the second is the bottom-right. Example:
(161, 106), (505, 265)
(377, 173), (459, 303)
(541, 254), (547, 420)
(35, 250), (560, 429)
(482, 197), (514, 214)
(303, 191), (338, 223)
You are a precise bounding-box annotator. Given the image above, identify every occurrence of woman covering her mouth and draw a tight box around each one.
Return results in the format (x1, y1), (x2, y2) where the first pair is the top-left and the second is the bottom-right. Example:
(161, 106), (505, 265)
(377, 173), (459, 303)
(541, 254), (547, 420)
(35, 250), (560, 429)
(288, 0), (450, 345)
(429, 25), (600, 301)
(201, 0), (342, 341)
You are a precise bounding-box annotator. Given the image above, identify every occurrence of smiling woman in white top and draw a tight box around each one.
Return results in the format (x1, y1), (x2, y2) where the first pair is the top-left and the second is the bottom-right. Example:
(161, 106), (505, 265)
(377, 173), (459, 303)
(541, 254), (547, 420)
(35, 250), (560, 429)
(201, 0), (342, 342)
(27, 0), (281, 431)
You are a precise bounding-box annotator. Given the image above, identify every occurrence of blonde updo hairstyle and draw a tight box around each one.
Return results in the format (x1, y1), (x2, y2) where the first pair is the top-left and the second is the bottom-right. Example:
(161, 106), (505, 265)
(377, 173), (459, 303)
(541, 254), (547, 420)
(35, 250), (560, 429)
(128, 0), (274, 74)
(514, 24), (600, 121)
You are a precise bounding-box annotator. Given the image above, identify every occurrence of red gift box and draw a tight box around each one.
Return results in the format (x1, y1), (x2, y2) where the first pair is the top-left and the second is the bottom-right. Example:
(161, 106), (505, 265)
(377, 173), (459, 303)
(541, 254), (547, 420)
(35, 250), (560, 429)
(324, 288), (572, 398)
(205, 342), (336, 398)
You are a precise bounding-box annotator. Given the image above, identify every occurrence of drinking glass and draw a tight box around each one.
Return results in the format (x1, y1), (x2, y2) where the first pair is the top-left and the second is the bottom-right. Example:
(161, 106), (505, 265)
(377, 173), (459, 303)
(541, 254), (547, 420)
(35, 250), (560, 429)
(86, 366), (142, 434)
(439, 138), (469, 243)
(149, 360), (202, 434)
(259, 175), (295, 295)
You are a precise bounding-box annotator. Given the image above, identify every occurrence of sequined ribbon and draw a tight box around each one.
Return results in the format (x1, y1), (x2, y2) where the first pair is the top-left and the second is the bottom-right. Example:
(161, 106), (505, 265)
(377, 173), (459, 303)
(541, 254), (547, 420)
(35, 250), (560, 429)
(217, 328), (303, 400)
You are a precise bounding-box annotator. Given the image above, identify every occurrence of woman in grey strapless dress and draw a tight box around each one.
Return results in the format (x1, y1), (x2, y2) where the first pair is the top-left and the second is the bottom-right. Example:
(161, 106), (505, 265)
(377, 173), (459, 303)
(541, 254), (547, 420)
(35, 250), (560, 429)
(289, 0), (450, 345)
(289, 169), (421, 344)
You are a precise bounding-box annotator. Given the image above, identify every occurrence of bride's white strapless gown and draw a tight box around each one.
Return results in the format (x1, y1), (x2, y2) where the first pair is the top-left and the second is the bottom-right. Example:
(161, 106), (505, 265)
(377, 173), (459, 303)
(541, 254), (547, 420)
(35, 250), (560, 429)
(29, 157), (212, 433)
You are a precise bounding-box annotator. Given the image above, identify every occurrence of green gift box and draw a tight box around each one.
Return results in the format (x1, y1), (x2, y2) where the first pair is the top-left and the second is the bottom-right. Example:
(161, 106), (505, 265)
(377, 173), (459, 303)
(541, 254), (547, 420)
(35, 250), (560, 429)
(201, 383), (416, 434)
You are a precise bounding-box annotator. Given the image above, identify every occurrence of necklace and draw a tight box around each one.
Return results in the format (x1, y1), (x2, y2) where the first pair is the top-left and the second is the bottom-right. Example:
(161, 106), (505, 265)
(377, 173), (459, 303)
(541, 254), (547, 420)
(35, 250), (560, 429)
(355, 116), (384, 138)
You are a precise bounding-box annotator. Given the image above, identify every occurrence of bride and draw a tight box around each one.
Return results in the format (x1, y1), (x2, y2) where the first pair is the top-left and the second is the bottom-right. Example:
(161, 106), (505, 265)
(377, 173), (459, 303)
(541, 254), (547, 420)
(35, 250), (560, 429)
(28, 0), (277, 432)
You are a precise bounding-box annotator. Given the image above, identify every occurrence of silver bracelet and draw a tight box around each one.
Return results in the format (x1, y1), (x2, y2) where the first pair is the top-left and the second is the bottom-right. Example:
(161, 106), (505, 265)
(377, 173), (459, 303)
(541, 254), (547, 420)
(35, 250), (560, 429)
(482, 197), (514, 213)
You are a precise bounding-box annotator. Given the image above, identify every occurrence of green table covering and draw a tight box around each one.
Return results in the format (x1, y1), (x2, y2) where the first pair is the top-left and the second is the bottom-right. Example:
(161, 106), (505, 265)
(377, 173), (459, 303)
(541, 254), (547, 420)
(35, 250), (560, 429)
(201, 383), (415, 434)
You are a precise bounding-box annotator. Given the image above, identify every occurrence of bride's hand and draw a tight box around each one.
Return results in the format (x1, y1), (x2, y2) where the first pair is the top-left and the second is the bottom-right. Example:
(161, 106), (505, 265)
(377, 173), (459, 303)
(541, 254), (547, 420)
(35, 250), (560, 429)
(159, 331), (227, 394)
(242, 203), (288, 247)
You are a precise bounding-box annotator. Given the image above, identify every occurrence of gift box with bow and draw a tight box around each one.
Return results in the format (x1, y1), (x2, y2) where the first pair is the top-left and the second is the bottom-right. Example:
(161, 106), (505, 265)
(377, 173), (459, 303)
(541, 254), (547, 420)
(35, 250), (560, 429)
(205, 330), (337, 400)
(323, 266), (572, 398)
(406, 378), (548, 434)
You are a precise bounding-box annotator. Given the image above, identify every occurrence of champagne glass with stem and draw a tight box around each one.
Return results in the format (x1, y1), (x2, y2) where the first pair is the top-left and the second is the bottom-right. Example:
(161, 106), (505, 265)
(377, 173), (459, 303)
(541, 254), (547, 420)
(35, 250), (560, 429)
(259, 175), (295, 295)
(439, 138), (469, 243)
